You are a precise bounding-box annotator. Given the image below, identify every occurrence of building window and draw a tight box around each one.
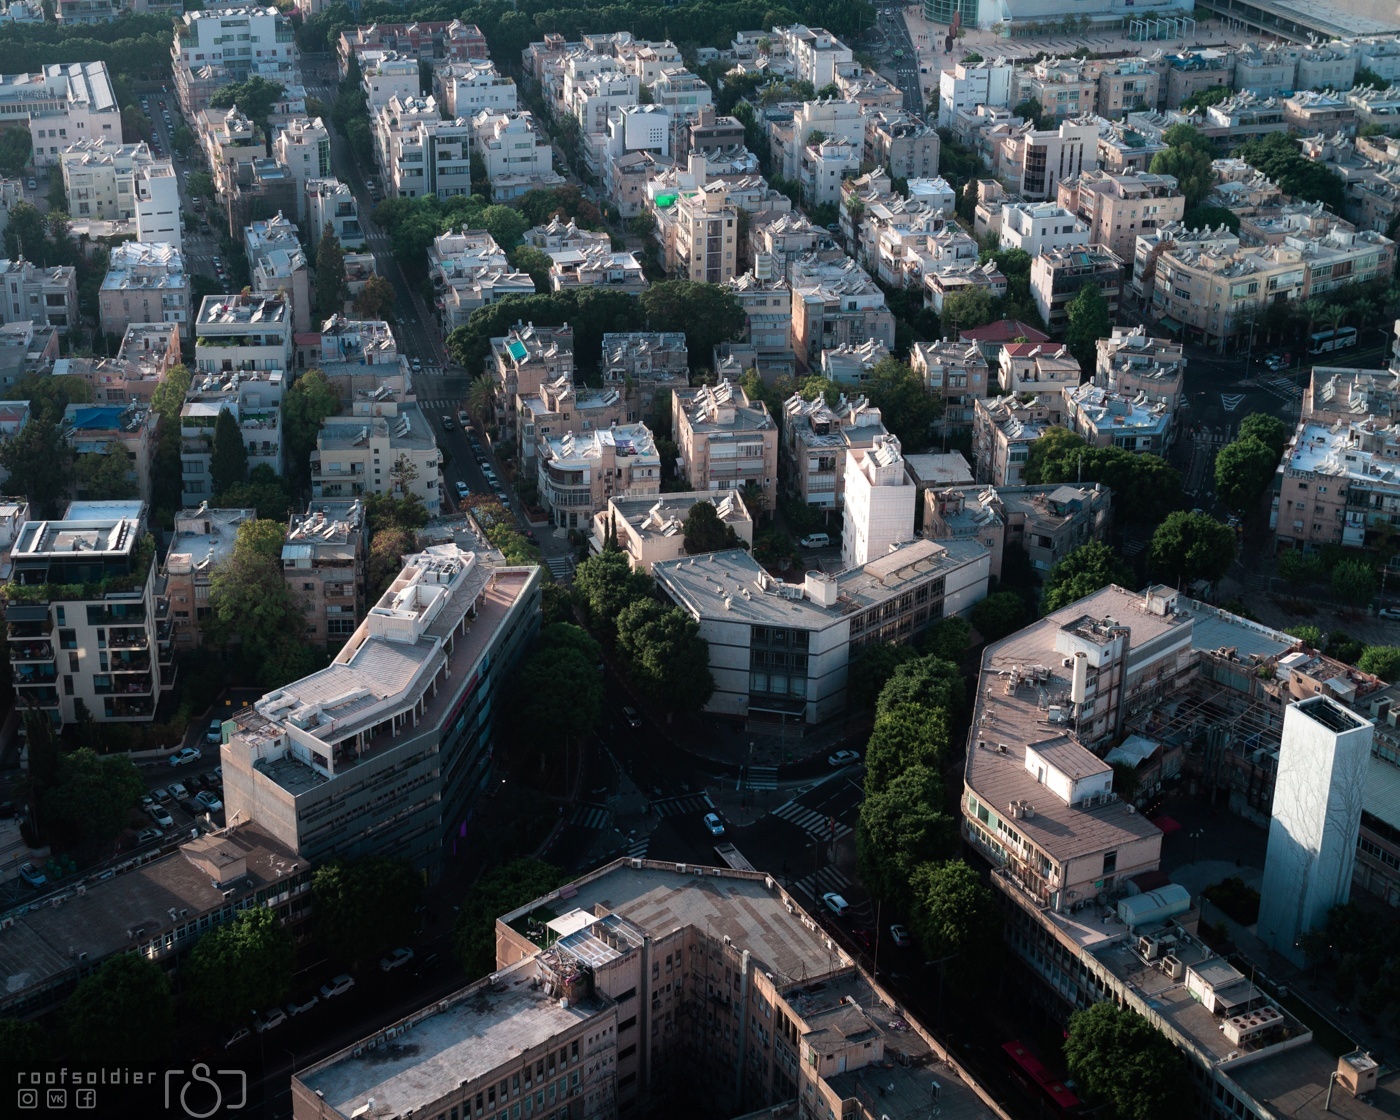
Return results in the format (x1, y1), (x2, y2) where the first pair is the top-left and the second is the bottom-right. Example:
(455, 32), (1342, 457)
(1103, 850), (1117, 874)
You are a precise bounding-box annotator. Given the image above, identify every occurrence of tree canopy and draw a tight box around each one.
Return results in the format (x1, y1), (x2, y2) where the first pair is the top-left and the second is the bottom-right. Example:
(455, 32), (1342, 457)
(1214, 436), (1279, 513)
(1234, 132), (1346, 213)
(40, 749), (143, 851)
(940, 285), (994, 332)
(209, 76), (286, 128)
(1149, 511), (1236, 587)
(615, 599), (715, 716)
(971, 590), (1027, 641)
(314, 224), (349, 322)
(64, 954), (174, 1064)
(682, 500), (742, 554)
(847, 642), (920, 710)
(639, 280), (746, 373)
(1358, 645), (1400, 681)
(1024, 428), (1181, 522)
(1237, 412), (1289, 458)
(1064, 282), (1113, 372)
(1044, 541), (1136, 612)
(857, 764), (952, 905)
(507, 623), (605, 750)
(311, 856), (424, 969)
(1149, 128), (1214, 210)
(283, 368), (339, 488)
(209, 407), (248, 496)
(353, 273), (396, 320)
(184, 907), (294, 1028)
(1332, 559), (1377, 607)
(866, 357), (942, 451)
(573, 550), (653, 642)
(453, 858), (563, 975)
(1064, 1001), (1190, 1120)
(907, 859), (1001, 966)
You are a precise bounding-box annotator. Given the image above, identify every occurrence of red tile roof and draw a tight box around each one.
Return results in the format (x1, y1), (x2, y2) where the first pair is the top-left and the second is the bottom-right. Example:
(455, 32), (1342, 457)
(959, 319), (1050, 344)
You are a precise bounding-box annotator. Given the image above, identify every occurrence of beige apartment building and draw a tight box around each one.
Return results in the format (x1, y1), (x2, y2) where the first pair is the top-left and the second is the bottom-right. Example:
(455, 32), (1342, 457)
(673, 379), (779, 510)
(517, 379), (626, 468)
(313, 401), (441, 516)
(1274, 366), (1400, 552)
(1030, 245), (1123, 330)
(1096, 327), (1185, 414)
(1057, 169), (1185, 264)
(490, 323), (575, 441)
(163, 505), (255, 649)
(909, 339), (989, 431)
(670, 182), (739, 284)
(1018, 59), (1097, 121)
(973, 395), (1053, 487)
(1091, 59), (1161, 117)
(283, 501), (366, 646)
(590, 490), (753, 571)
(536, 423), (661, 529)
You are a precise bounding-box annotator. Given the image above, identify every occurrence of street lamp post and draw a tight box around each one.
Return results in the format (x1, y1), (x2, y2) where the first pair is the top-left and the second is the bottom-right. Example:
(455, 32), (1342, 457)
(1190, 828), (1205, 865)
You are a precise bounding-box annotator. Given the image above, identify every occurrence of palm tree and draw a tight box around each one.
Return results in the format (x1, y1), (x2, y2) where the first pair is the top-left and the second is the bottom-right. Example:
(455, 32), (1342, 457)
(465, 375), (496, 432)
(1322, 303), (1348, 339)
(1298, 297), (1327, 349)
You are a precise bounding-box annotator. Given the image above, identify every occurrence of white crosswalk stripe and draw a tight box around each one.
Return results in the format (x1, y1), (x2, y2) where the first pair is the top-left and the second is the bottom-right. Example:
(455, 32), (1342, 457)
(627, 837), (649, 859)
(743, 765), (778, 791)
(652, 792), (714, 818)
(568, 804), (612, 830)
(793, 866), (851, 899)
(770, 800), (854, 840)
(545, 555), (574, 581)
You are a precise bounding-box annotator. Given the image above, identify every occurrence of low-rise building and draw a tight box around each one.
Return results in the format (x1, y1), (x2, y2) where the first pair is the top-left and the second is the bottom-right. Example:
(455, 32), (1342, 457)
(723, 266), (795, 381)
(994, 201), (1090, 257)
(313, 316), (402, 403)
(654, 538), (989, 723)
(337, 19), (487, 77)
(819, 339), (888, 385)
(313, 402), (441, 515)
(599, 332), (688, 425)
(910, 339), (990, 432)
(180, 369), (285, 503)
(58, 321), (180, 404)
(1283, 88), (1357, 134)
(517, 378), (626, 468)
(61, 402), (158, 504)
(490, 323), (574, 441)
(782, 392), (887, 512)
(1019, 58), (1099, 121)
(374, 96), (472, 201)
(6, 502), (167, 723)
(193, 292), (291, 376)
(225, 542), (539, 875)
(1057, 169), (1185, 263)
(4, 61), (123, 168)
(536, 423), (660, 528)
(1096, 327), (1185, 417)
(428, 227), (535, 331)
(549, 243), (647, 295)
(283, 501), (366, 647)
(590, 489), (752, 570)
(472, 109), (566, 199)
(162, 504), (255, 649)
(1063, 382), (1174, 455)
(305, 179), (363, 251)
(434, 59), (517, 119)
(958, 318), (1051, 364)
(974, 395), (1053, 486)
(938, 58), (1016, 129)
(245, 212), (312, 333)
(925, 259), (1008, 316)
(673, 379), (779, 509)
(998, 342), (1081, 418)
(98, 241), (189, 339)
(1031, 245), (1123, 330)
(357, 49), (419, 111)
(788, 254), (895, 370)
(0, 258), (78, 334)
(995, 118), (1097, 201)
(864, 109), (940, 181)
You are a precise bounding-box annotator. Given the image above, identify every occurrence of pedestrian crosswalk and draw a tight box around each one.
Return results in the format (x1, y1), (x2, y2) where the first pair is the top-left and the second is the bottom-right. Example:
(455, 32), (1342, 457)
(793, 865), (851, 900)
(420, 396), (461, 409)
(1262, 376), (1302, 401)
(545, 555), (574, 581)
(626, 836), (649, 859)
(568, 803), (613, 830)
(652, 792), (714, 818)
(771, 800), (854, 841)
(742, 765), (778, 791)
(1220, 393), (1245, 412)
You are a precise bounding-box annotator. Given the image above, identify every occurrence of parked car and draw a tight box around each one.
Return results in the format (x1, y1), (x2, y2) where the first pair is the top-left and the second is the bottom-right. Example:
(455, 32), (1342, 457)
(319, 974), (355, 999)
(455, 481), (470, 499)
(207, 718), (223, 744)
(457, 411), (469, 426)
(140, 793), (155, 809)
(25, 178), (35, 190)
(195, 790), (223, 812)
(170, 746), (201, 767)
(137, 827), (164, 845)
(622, 706), (642, 728)
(151, 786), (171, 803)
(1380, 608), (1400, 621)
(185, 773), (204, 792)
(223, 1027), (251, 1050)
(798, 532), (830, 549)
(168, 781), (189, 801)
(380, 947), (415, 972)
(255, 1009), (287, 1033)
(822, 892), (849, 916)
(18, 862), (46, 888)
(828, 750), (860, 767)
(149, 805), (174, 828)
(285, 994), (319, 1017)
(411, 952), (441, 977)
(441, 415), (454, 430)
(703, 812), (725, 837)
(210, 766), (223, 783)
(889, 924), (912, 947)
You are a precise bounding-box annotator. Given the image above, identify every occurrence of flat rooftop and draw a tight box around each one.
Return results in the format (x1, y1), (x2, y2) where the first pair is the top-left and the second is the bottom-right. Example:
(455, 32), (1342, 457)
(1228, 1045), (1400, 1119)
(298, 958), (610, 1120)
(0, 824), (304, 1010)
(905, 452), (975, 487)
(506, 861), (848, 983)
(965, 584), (1183, 863)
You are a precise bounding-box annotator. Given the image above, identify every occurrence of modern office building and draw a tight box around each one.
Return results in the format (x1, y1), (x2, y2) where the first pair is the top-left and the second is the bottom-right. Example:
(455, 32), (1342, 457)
(223, 543), (540, 874)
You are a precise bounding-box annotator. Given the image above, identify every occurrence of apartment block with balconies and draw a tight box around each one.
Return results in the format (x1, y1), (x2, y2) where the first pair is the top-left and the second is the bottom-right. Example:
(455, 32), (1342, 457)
(470, 109), (564, 200)
(313, 402), (441, 516)
(1057, 169), (1185, 264)
(180, 368), (285, 503)
(162, 504), (254, 650)
(283, 500), (366, 647)
(305, 179), (363, 251)
(98, 241), (190, 339)
(6, 503), (169, 724)
(490, 323), (574, 441)
(782, 393), (886, 512)
(910, 340), (989, 432)
(1031, 245), (1123, 330)
(537, 423), (660, 529)
(673, 379), (778, 509)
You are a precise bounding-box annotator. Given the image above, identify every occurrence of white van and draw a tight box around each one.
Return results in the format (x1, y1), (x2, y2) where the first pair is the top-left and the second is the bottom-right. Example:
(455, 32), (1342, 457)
(799, 533), (830, 549)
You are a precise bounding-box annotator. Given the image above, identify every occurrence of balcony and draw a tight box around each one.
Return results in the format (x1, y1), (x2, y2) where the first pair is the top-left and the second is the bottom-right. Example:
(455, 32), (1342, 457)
(104, 696), (154, 719)
(95, 674), (153, 696)
(12, 666), (57, 686)
(110, 654), (152, 673)
(15, 685), (59, 708)
(7, 620), (51, 641)
(109, 629), (149, 651)
(10, 641), (54, 663)
(160, 663), (178, 691)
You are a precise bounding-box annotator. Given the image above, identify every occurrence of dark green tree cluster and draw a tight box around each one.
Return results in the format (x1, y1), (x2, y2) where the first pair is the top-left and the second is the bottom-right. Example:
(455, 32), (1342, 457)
(207, 519), (325, 687)
(314, 224), (349, 322)
(1043, 541), (1136, 612)
(3, 201), (79, 269)
(1012, 97), (1056, 130)
(374, 193), (533, 279)
(1148, 511), (1236, 588)
(1214, 416), (1284, 513)
(282, 367), (340, 490)
(1023, 427), (1182, 523)
(0, 14), (173, 79)
(863, 356), (943, 451)
(448, 288), (648, 376)
(1149, 124), (1215, 210)
(0, 371), (93, 515)
(1180, 85), (1233, 114)
(1297, 901), (1400, 1026)
(682, 500), (744, 554)
(39, 748), (144, 853)
(1064, 1001), (1190, 1120)
(1064, 283), (1114, 373)
(312, 856), (424, 969)
(184, 908), (294, 1029)
(209, 77), (286, 131)
(452, 858), (563, 975)
(507, 622), (605, 767)
(1234, 132), (1347, 213)
(63, 955), (174, 1064)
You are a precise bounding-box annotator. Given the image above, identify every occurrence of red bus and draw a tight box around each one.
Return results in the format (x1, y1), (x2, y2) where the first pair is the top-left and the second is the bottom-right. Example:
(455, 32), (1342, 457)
(1002, 1040), (1081, 1115)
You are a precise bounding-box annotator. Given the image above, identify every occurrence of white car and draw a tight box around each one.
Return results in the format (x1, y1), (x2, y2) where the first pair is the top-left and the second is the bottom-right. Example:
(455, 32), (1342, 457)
(890, 924), (913, 947)
(828, 750), (860, 767)
(822, 892), (849, 916)
(256, 1009), (287, 1033)
(168, 781), (189, 801)
(703, 812), (725, 837)
(319, 974), (355, 999)
(149, 805), (174, 828)
(136, 827), (163, 845)
(169, 746), (201, 767)
(455, 481), (470, 500)
(286, 994), (319, 1016)
(1380, 608), (1400, 621)
(195, 790), (223, 812)
(223, 1027), (251, 1049)
(380, 947), (415, 972)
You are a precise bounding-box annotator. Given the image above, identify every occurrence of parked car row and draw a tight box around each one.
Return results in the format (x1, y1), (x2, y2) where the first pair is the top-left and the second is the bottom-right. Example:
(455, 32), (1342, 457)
(225, 973), (356, 1049)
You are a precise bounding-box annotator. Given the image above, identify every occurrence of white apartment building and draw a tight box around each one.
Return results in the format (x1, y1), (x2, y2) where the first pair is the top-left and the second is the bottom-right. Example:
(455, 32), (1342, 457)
(180, 368), (285, 500)
(193, 292), (292, 377)
(7, 504), (168, 724)
(653, 67), (713, 124)
(536, 423), (661, 528)
(778, 25), (854, 88)
(0, 258), (77, 334)
(171, 6), (294, 75)
(0, 62), (122, 167)
(939, 60), (1016, 129)
(245, 212), (311, 333)
(427, 228), (534, 330)
(314, 402), (441, 515)
(842, 433), (915, 569)
(58, 139), (165, 222)
(305, 179), (363, 250)
(470, 109), (563, 199)
(997, 119), (1097, 201)
(994, 202), (1090, 257)
(433, 59), (517, 119)
(272, 118), (331, 222)
(801, 139), (861, 207)
(571, 70), (640, 134)
(374, 96), (472, 200)
(770, 98), (866, 181)
(359, 50), (420, 111)
(98, 241), (190, 339)
(670, 182), (740, 284)
(135, 163), (181, 251)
